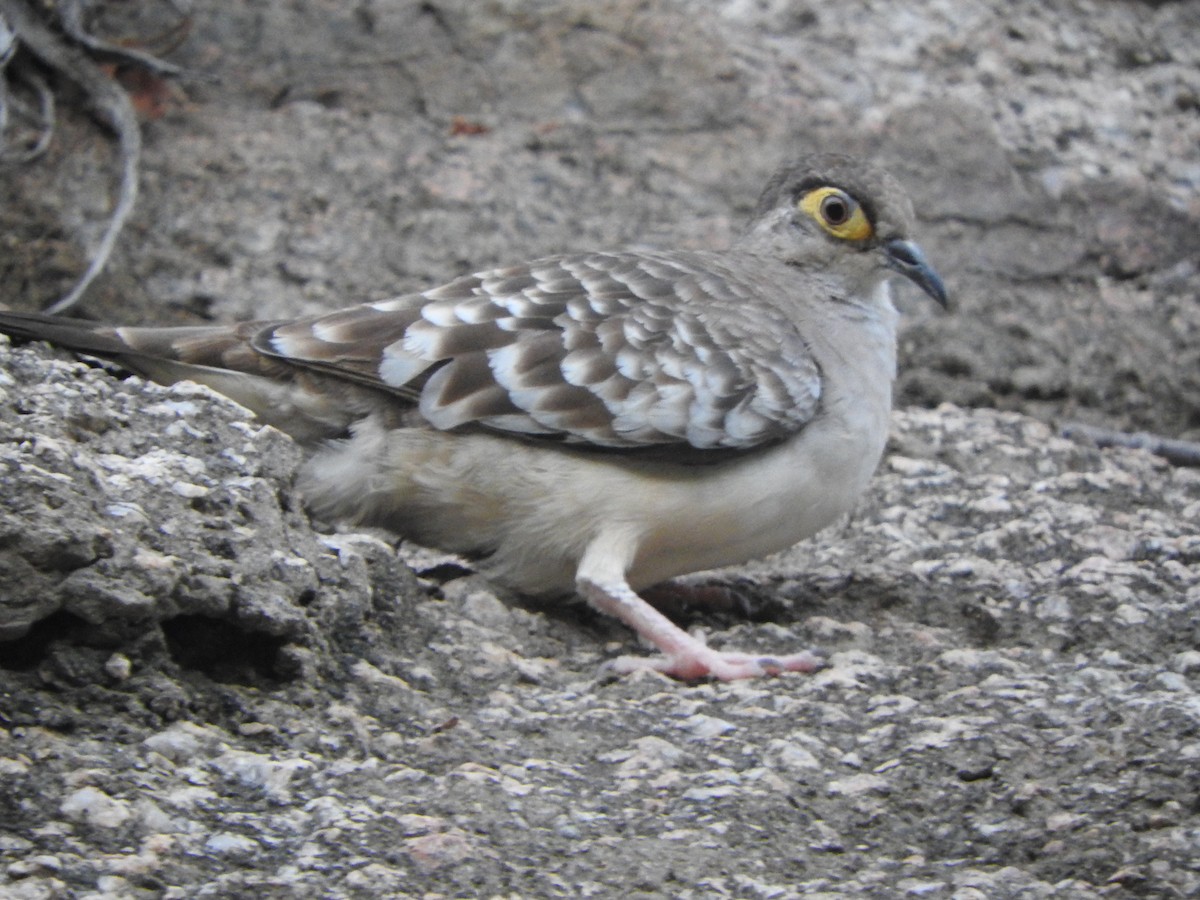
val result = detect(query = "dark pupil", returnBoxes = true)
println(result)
[822,195,849,225]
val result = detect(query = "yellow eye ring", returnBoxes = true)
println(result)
[799,187,874,242]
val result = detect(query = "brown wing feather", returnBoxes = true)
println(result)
[258,250,823,451]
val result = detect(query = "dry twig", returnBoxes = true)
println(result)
[1061,422,1200,468]
[0,0,190,315]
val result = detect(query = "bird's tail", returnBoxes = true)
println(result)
[0,310,361,440]
[0,310,275,377]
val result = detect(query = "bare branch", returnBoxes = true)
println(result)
[57,0,190,79]
[0,66,54,163]
[1061,422,1200,468]
[1,0,144,314]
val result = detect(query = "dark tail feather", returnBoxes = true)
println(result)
[0,311,135,359]
[0,310,361,441]
[0,310,284,377]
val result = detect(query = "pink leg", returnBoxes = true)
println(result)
[578,575,821,681]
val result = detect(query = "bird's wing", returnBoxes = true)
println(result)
[258,251,823,452]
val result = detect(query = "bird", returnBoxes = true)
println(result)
[0,154,947,681]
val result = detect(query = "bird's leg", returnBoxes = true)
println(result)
[577,574,821,680]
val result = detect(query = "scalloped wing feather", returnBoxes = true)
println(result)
[259,251,823,451]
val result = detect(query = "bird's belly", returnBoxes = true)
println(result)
[625,411,887,588]
[299,407,888,597]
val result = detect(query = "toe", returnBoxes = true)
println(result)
[607,647,823,681]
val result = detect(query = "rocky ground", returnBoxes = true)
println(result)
[1,0,1198,897]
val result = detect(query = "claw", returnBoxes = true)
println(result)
[610,647,823,682]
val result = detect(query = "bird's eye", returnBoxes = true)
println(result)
[820,195,850,225]
[799,186,874,242]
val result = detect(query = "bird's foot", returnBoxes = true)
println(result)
[578,568,821,682]
[609,645,822,681]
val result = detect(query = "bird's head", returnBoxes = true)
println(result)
[739,154,948,308]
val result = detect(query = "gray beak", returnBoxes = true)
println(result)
[884,239,948,308]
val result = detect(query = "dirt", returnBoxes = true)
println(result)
[1,1,1198,897]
